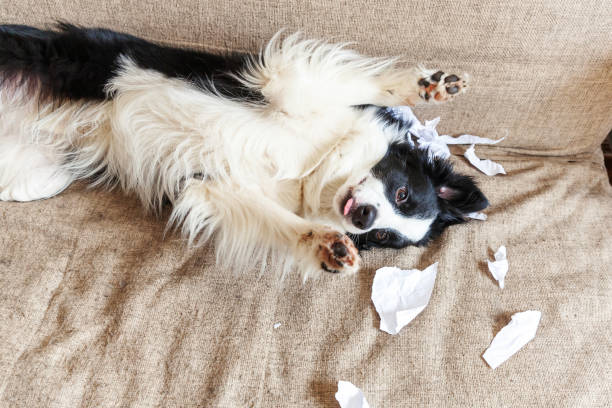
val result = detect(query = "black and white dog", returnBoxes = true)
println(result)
[0,24,488,276]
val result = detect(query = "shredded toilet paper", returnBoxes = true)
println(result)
[371,263,438,335]
[467,212,488,220]
[387,106,504,160]
[487,245,508,289]
[482,310,542,369]
[464,145,506,176]
[335,381,370,408]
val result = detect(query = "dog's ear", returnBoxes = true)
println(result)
[435,175,489,214]
[424,155,489,219]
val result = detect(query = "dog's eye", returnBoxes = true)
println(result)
[395,187,408,203]
[375,230,389,241]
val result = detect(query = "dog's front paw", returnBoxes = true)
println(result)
[300,229,361,275]
[417,69,468,103]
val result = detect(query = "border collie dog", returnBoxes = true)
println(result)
[0,24,488,277]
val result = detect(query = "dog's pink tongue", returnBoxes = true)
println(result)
[343,198,354,216]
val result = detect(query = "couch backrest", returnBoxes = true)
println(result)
[2,0,611,156]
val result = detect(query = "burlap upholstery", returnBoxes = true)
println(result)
[1,1,611,407]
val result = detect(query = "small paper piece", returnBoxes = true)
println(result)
[335,381,370,408]
[273,322,281,329]
[371,263,438,335]
[482,310,542,369]
[464,145,506,176]
[467,212,487,220]
[487,245,508,289]
[438,134,505,146]
[387,106,503,160]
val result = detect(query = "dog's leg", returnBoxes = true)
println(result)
[0,100,74,202]
[0,142,73,202]
[376,67,469,106]
[243,34,469,112]
[170,180,361,276]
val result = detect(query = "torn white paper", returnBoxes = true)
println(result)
[467,212,488,220]
[335,381,370,408]
[438,134,505,146]
[371,263,438,335]
[487,245,508,289]
[482,310,541,369]
[415,117,453,159]
[464,145,506,176]
[387,106,503,160]
[273,322,281,329]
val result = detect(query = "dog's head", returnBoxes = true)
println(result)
[333,141,488,250]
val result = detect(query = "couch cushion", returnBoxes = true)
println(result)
[1,154,610,407]
[1,0,611,155]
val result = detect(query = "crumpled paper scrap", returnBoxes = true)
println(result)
[335,381,370,408]
[487,245,508,289]
[371,263,438,335]
[482,310,542,369]
[387,106,503,160]
[467,212,487,220]
[464,145,506,176]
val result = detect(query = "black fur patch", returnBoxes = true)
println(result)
[0,23,262,102]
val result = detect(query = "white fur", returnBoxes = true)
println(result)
[336,175,434,240]
[0,142,72,201]
[0,86,74,201]
[0,33,442,277]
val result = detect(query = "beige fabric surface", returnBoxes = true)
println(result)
[1,0,612,156]
[1,154,611,407]
[1,1,612,407]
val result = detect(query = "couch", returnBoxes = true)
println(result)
[1,1,611,406]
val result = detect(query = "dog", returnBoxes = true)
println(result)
[0,24,488,277]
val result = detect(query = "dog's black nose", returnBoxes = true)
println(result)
[351,205,377,230]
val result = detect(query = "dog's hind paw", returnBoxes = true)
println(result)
[417,69,469,103]
[0,165,73,202]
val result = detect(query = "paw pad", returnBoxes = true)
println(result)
[316,231,360,274]
[418,70,467,102]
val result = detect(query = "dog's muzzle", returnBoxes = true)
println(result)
[351,204,377,230]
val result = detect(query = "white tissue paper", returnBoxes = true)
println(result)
[487,245,508,289]
[464,145,506,176]
[438,134,505,146]
[482,310,542,369]
[371,263,438,335]
[467,212,488,220]
[387,106,504,160]
[335,381,370,408]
